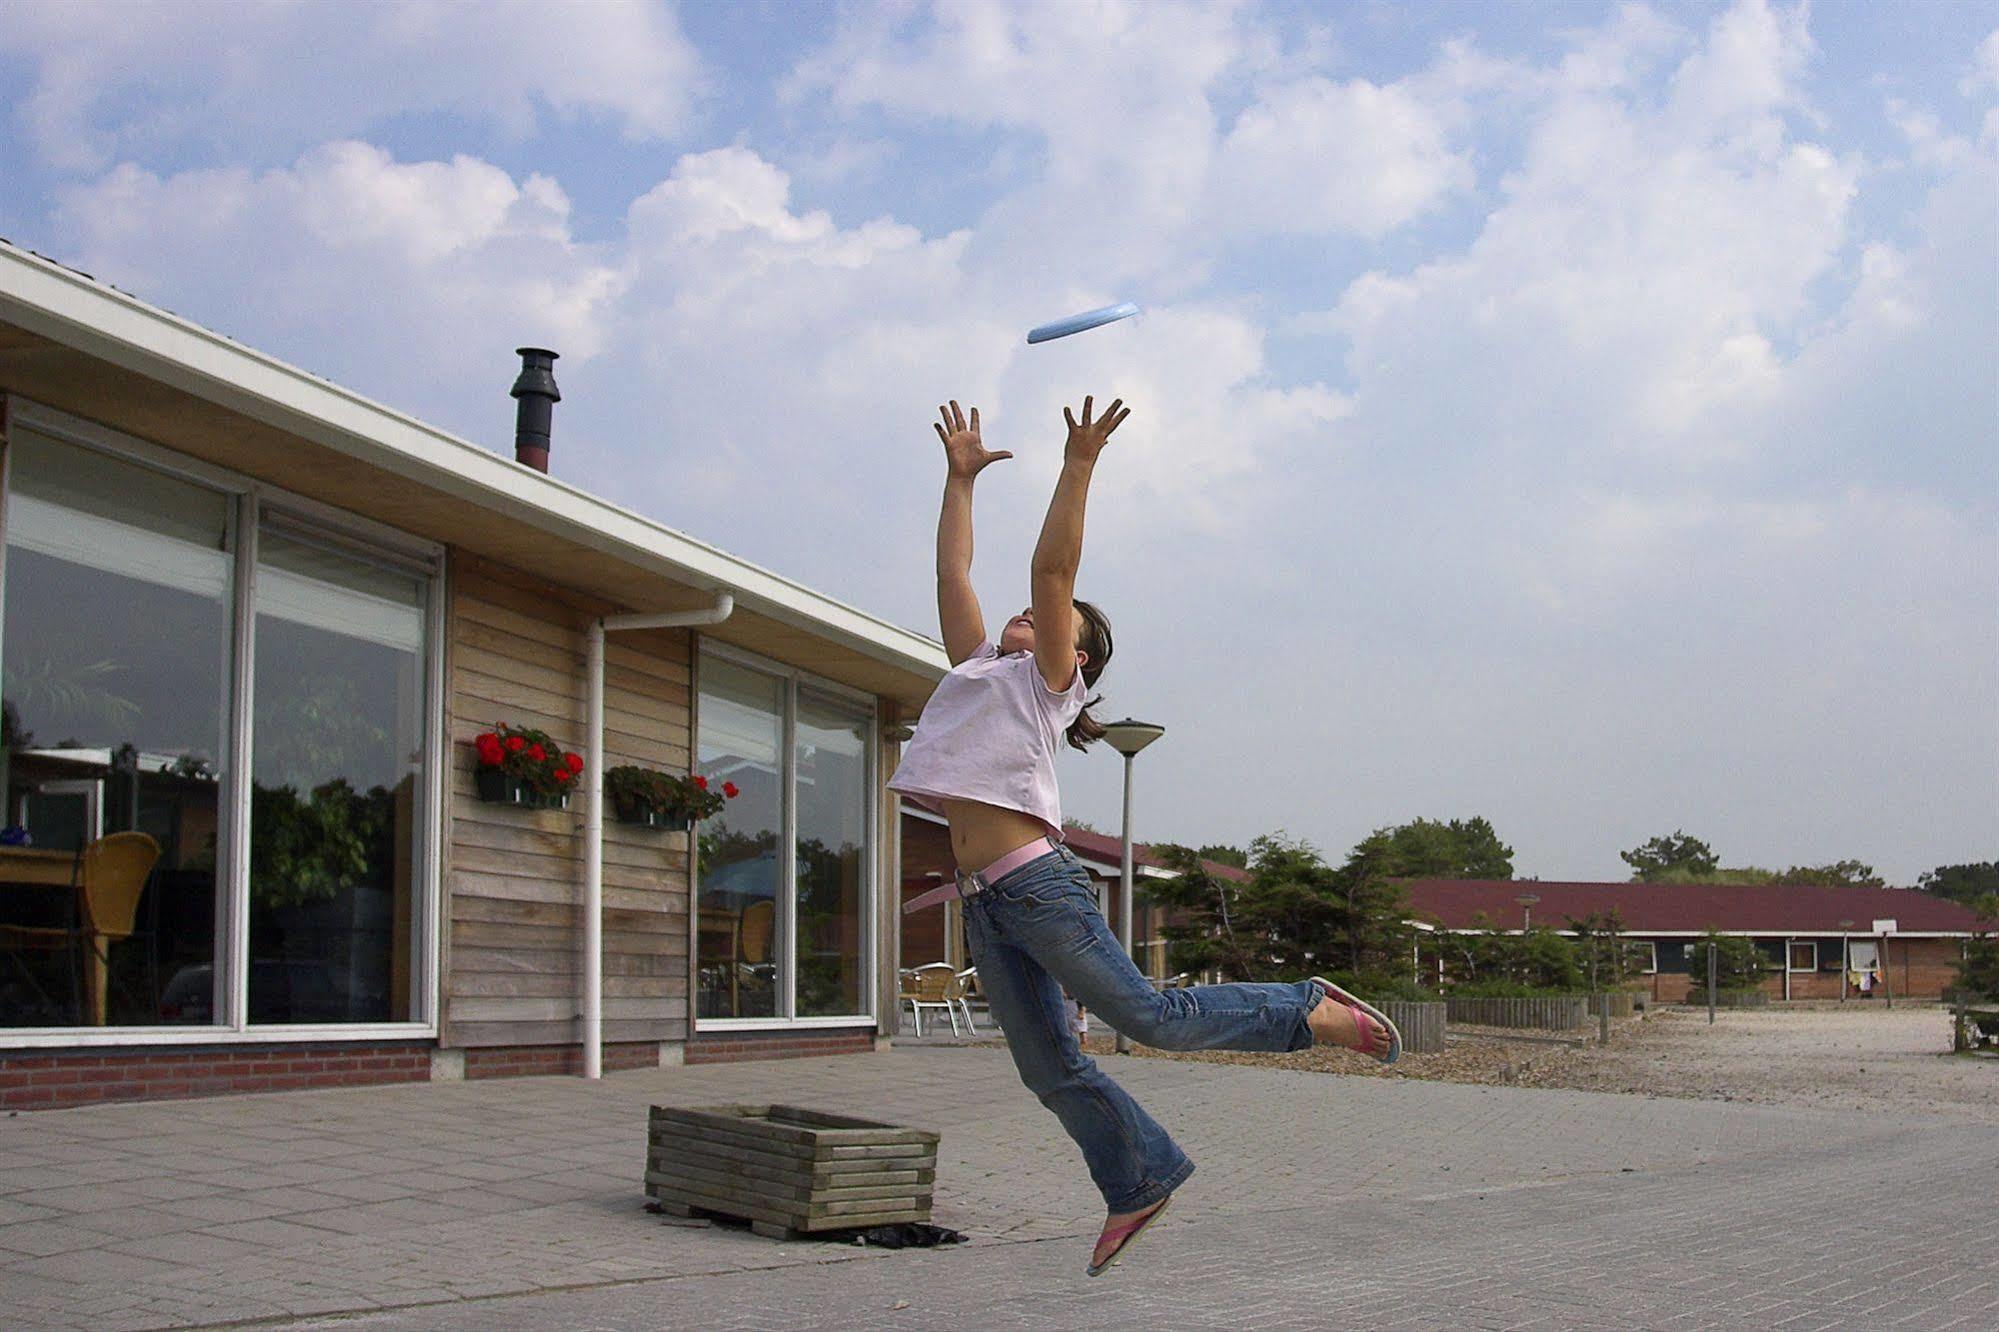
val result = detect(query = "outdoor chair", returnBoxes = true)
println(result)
[900,962,964,1037]
[735,900,776,1011]
[953,966,980,1033]
[0,832,160,1026]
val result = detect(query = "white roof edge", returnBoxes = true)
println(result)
[0,241,948,683]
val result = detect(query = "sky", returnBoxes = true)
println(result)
[1,0,1993,886]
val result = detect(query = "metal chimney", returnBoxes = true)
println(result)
[510,347,560,473]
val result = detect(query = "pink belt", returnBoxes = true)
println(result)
[902,837,1056,914]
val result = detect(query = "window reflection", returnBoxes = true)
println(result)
[0,431,228,1028]
[695,658,782,1019]
[795,692,869,1018]
[247,532,424,1024]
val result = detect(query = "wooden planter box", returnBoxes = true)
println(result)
[645,1104,939,1240]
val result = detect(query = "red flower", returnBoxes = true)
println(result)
[692,775,708,790]
[474,735,504,766]
[722,781,739,799]
[556,768,574,782]
[565,752,584,774]
[505,735,526,753]
[526,744,546,762]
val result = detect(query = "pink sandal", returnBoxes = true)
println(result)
[1309,976,1403,1065]
[1086,1194,1172,1277]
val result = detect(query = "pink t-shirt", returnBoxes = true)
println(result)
[887,639,1089,841]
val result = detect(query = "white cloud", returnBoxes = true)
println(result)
[54,141,622,398]
[1319,0,1857,473]
[5,0,705,172]
[1209,75,1473,238]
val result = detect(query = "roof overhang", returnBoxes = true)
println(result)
[0,241,949,711]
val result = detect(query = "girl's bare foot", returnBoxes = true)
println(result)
[1307,989,1382,1051]
[1093,1197,1168,1269]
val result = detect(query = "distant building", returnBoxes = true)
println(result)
[1399,879,1988,1002]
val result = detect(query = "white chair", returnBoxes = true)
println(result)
[900,963,963,1037]
[953,967,980,1034]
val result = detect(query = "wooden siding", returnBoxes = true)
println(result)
[443,552,694,1049]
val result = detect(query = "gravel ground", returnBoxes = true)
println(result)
[1080,1002,1999,1123]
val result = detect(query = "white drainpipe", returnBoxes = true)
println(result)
[584,593,734,1079]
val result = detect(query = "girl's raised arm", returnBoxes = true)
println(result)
[1029,395,1128,692]
[934,401,1011,665]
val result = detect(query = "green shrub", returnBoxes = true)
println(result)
[1448,978,1582,998]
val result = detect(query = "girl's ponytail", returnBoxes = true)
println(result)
[1064,599,1114,752]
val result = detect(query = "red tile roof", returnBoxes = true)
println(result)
[1059,826,1250,882]
[1397,879,1991,934]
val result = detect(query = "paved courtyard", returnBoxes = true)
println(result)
[2,1042,1994,1330]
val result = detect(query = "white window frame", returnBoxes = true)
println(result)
[1634,941,1658,974]
[1786,941,1818,974]
[0,400,445,1048]
[694,639,878,1032]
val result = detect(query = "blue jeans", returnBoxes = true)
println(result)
[963,844,1324,1212]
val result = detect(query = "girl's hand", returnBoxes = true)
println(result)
[935,400,1012,479]
[1063,395,1129,464]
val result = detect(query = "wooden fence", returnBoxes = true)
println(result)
[1379,1001,1445,1054]
[1587,992,1637,1018]
[1445,996,1589,1031]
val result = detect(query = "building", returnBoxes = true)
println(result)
[1398,878,1989,1002]
[0,239,952,1109]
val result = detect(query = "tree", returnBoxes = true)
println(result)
[1428,915,1583,993]
[1194,843,1248,869]
[1621,831,1719,882]
[1565,910,1640,990]
[1143,832,1417,993]
[1919,863,1999,906]
[1774,860,1885,889]
[1685,929,1765,998]
[1356,815,1514,880]
[1641,864,1776,885]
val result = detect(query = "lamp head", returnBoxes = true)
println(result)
[1101,718,1165,757]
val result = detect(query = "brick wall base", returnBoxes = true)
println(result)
[0,1042,431,1112]
[685,1027,876,1065]
[462,1041,660,1079]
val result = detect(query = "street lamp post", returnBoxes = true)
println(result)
[1514,893,1540,934]
[1102,718,1165,1056]
[1838,919,1854,1005]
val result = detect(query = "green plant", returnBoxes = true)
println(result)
[250,777,397,908]
[1953,935,1999,999]
[1683,929,1766,997]
[1566,910,1639,989]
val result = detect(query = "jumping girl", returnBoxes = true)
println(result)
[889,397,1404,1276]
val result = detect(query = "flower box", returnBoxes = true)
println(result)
[472,723,582,811]
[475,768,569,810]
[606,764,736,831]
[613,799,694,831]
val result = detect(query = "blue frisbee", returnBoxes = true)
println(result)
[1027,301,1141,345]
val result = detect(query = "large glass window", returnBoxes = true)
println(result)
[696,650,873,1023]
[0,430,231,1028]
[249,530,427,1023]
[0,419,437,1036]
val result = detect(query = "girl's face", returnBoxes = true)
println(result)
[998,606,1085,667]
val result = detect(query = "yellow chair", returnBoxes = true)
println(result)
[0,831,160,1026]
[734,900,776,1012]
